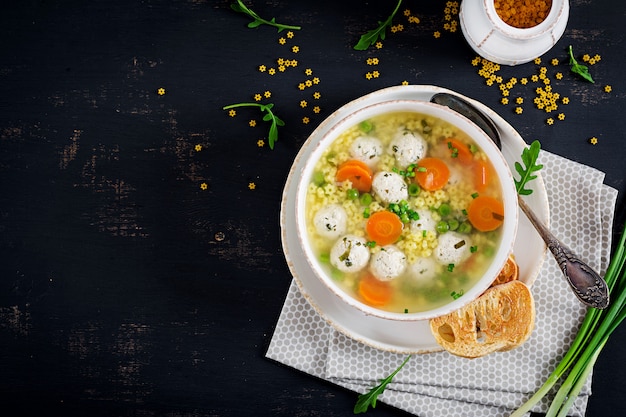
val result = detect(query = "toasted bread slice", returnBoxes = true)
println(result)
[429,280,535,358]
[490,254,519,287]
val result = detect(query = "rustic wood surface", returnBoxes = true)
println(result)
[1,1,624,416]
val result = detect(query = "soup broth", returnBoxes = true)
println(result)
[305,111,506,313]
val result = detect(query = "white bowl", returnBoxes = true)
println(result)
[460,0,569,66]
[294,99,519,322]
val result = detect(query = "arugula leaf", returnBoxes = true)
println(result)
[230,0,301,32]
[222,102,285,149]
[353,355,411,414]
[568,45,595,83]
[354,0,403,50]
[514,140,543,196]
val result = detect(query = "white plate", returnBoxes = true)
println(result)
[280,85,549,354]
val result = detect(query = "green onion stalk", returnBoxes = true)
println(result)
[510,223,626,417]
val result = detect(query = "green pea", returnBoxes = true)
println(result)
[438,203,451,217]
[436,221,450,234]
[448,218,460,231]
[359,192,373,206]
[312,171,325,186]
[359,120,373,133]
[458,221,472,234]
[347,188,359,200]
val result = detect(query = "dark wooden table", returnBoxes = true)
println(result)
[1,1,624,416]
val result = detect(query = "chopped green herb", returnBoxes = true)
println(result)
[451,289,464,299]
[353,0,403,50]
[447,263,455,272]
[222,102,285,149]
[404,308,409,314]
[354,355,411,413]
[514,139,543,195]
[230,0,301,32]
[511,223,626,417]
[471,192,479,199]
[568,45,594,83]
[470,245,478,253]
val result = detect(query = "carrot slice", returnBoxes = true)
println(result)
[467,195,505,232]
[473,159,491,193]
[415,157,450,191]
[366,210,404,246]
[358,273,393,306]
[447,138,474,164]
[335,159,373,192]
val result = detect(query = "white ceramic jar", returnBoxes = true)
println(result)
[459,0,569,66]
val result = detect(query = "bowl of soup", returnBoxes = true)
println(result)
[294,99,518,321]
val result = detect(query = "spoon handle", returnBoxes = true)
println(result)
[518,196,610,309]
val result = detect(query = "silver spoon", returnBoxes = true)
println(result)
[431,92,610,309]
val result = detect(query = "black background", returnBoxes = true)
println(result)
[1,1,625,416]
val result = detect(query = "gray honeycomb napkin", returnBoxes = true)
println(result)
[266,150,618,417]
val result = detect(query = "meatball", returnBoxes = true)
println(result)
[330,235,370,273]
[389,129,428,168]
[434,231,472,265]
[349,135,383,167]
[313,204,348,239]
[369,245,407,281]
[371,171,408,204]
[408,257,439,282]
[409,208,437,235]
